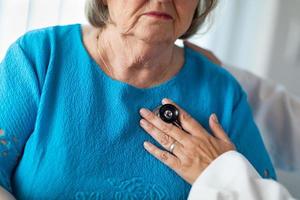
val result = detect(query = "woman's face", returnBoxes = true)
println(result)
[105,0,198,43]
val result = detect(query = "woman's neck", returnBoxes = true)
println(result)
[97,26,184,88]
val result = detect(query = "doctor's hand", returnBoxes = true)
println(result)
[139,98,235,185]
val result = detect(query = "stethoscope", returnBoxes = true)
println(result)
[153,104,183,130]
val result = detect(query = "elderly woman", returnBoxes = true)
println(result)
[0,0,275,199]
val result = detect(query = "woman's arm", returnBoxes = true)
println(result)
[0,40,40,196]
[188,151,296,200]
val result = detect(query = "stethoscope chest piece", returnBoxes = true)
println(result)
[153,104,182,129]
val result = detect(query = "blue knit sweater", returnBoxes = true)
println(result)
[0,24,275,199]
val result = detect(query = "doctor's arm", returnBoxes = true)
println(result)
[188,151,296,200]
[0,187,15,200]
[185,41,300,170]
[224,65,300,170]
[140,98,296,200]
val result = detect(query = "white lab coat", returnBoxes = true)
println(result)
[1,67,299,199]
[187,151,297,200]
[225,66,300,170]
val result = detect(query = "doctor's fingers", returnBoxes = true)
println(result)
[185,114,235,159]
[139,108,193,147]
[143,141,182,171]
[161,98,211,139]
[140,118,187,160]
[209,114,234,145]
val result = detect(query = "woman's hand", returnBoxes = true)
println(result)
[139,98,235,185]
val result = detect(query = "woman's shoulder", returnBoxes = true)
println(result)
[6,23,83,74]
[16,23,80,51]
[1,24,82,89]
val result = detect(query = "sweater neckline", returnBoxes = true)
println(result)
[76,23,190,91]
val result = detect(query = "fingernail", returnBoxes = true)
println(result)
[212,113,219,123]
[144,141,151,149]
[140,108,150,116]
[140,119,147,126]
[162,98,171,104]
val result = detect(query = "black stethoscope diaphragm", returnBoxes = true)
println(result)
[153,104,182,129]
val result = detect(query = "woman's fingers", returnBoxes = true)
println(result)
[140,119,185,159]
[143,141,181,172]
[139,108,191,147]
[161,98,209,139]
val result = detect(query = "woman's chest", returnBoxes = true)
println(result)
[12,74,233,199]
[13,95,193,199]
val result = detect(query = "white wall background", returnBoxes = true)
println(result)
[191,0,300,96]
[0,0,86,60]
[0,0,300,198]
[190,0,279,77]
[267,0,300,97]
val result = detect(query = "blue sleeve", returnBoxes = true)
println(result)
[229,89,277,179]
[0,41,40,192]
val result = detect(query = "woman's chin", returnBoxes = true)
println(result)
[134,30,175,44]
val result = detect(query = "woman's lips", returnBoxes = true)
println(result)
[143,12,173,20]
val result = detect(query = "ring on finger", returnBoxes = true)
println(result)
[169,141,177,154]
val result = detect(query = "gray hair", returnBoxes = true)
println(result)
[85,0,217,39]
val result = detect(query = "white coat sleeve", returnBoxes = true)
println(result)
[187,151,297,200]
[224,66,300,170]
